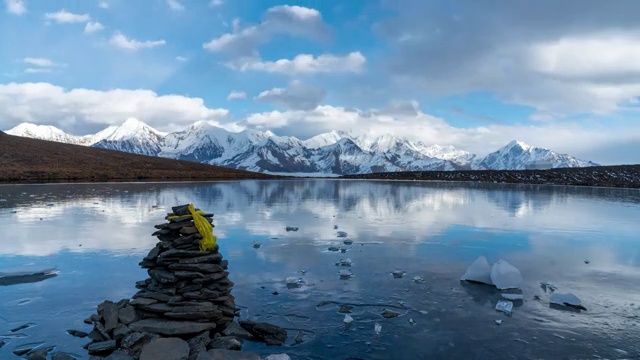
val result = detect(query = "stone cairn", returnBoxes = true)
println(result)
[80,204,288,360]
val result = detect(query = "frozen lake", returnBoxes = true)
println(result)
[1,180,639,359]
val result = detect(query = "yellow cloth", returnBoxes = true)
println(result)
[166,204,217,252]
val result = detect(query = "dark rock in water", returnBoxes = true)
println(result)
[102,301,120,332]
[87,340,116,354]
[51,352,77,360]
[67,329,89,338]
[208,336,242,350]
[14,346,36,356]
[343,239,353,245]
[104,350,135,360]
[222,322,254,340]
[145,245,162,261]
[10,323,31,332]
[130,297,158,306]
[149,269,178,284]
[118,305,138,325]
[139,337,189,360]
[238,321,287,346]
[328,246,339,252]
[26,347,53,360]
[336,231,348,238]
[381,309,400,318]
[338,305,353,313]
[168,263,224,274]
[129,319,217,336]
[178,253,222,265]
[172,205,192,216]
[285,226,299,232]
[0,339,6,349]
[88,329,107,342]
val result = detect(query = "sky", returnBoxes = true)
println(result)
[1,0,639,164]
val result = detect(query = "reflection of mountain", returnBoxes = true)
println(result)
[0,180,638,256]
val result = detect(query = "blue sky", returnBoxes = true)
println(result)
[1,0,640,164]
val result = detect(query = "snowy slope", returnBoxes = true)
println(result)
[4,121,599,174]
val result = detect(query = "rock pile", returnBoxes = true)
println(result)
[80,204,288,360]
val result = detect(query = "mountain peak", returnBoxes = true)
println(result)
[106,118,165,141]
[505,140,531,151]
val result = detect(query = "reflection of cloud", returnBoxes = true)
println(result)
[0,181,638,256]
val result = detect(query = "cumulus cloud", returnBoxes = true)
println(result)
[166,0,184,11]
[254,81,326,110]
[5,0,25,15]
[203,5,329,55]
[23,57,57,67]
[110,32,166,50]
[376,0,640,117]
[45,9,91,24]
[84,21,104,34]
[0,82,229,132]
[226,91,247,100]
[227,52,366,75]
[175,56,187,62]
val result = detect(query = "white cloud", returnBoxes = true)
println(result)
[166,0,184,11]
[210,0,223,7]
[175,56,187,62]
[109,32,166,50]
[24,68,52,74]
[98,1,109,9]
[5,0,25,15]
[228,52,366,74]
[23,57,57,67]
[0,82,230,131]
[45,9,91,24]
[254,81,326,110]
[84,21,104,34]
[203,5,329,55]
[226,91,247,100]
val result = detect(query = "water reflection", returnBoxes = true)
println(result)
[0,180,639,359]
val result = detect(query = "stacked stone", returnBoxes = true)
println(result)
[133,204,237,330]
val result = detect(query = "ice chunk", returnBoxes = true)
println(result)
[460,256,493,285]
[392,270,404,279]
[339,270,352,279]
[495,319,503,325]
[374,323,382,335]
[413,276,425,283]
[550,293,586,310]
[338,258,352,267]
[343,314,353,324]
[501,288,524,300]
[265,355,291,360]
[285,277,302,288]
[495,300,513,315]
[490,260,523,290]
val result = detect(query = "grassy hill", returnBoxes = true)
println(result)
[0,131,277,183]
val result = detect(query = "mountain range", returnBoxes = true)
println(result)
[5,120,599,174]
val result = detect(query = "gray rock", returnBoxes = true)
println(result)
[147,282,177,295]
[222,322,254,340]
[120,332,148,349]
[51,352,77,360]
[285,226,299,232]
[160,249,212,258]
[173,235,200,247]
[196,350,260,360]
[87,340,116,354]
[183,289,221,300]
[180,226,199,235]
[168,263,224,273]
[0,339,6,349]
[129,318,217,335]
[174,271,205,279]
[165,310,222,320]
[148,269,178,284]
[169,304,217,313]
[102,301,120,332]
[119,305,138,325]
[26,347,52,360]
[168,221,194,230]
[104,351,135,360]
[94,322,112,340]
[130,297,158,306]
[67,329,88,338]
[113,323,132,341]
[187,331,212,359]
[140,337,189,360]
[238,321,287,346]
[172,205,192,216]
[88,329,107,342]
[177,284,203,294]
[192,272,229,284]
[208,336,242,350]
[135,291,173,302]
[117,299,130,308]
[145,245,162,261]
[136,302,174,314]
[265,355,291,360]
[178,253,222,264]
[381,309,400,318]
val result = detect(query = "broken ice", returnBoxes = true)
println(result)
[550,293,587,310]
[460,256,493,285]
[501,288,524,301]
[0,265,58,286]
[495,300,513,315]
[343,314,354,325]
[285,277,302,288]
[374,323,382,335]
[490,260,523,290]
[339,270,353,279]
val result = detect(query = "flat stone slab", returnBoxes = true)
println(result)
[196,349,261,360]
[168,263,224,273]
[140,337,189,360]
[239,321,287,346]
[129,318,216,336]
[87,340,116,354]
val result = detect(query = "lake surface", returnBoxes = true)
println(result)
[1,180,639,360]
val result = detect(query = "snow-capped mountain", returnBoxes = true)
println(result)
[477,140,599,170]
[4,121,600,174]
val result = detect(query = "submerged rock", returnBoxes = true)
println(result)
[339,269,352,279]
[550,293,587,311]
[460,256,493,285]
[238,321,287,346]
[285,226,299,232]
[140,337,189,360]
[490,260,523,290]
[196,349,260,360]
[381,309,400,318]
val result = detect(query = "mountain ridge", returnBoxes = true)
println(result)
[5,121,600,174]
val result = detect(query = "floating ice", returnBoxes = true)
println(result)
[408,318,416,325]
[501,288,524,301]
[285,277,302,288]
[0,265,57,278]
[460,256,493,285]
[343,314,354,324]
[339,270,352,279]
[495,300,513,315]
[392,270,404,279]
[338,258,352,267]
[495,319,503,325]
[490,260,523,290]
[550,293,587,310]
[374,323,382,335]
[413,276,425,283]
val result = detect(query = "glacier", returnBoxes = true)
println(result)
[5,121,599,175]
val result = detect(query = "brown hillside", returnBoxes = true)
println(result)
[0,131,277,183]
